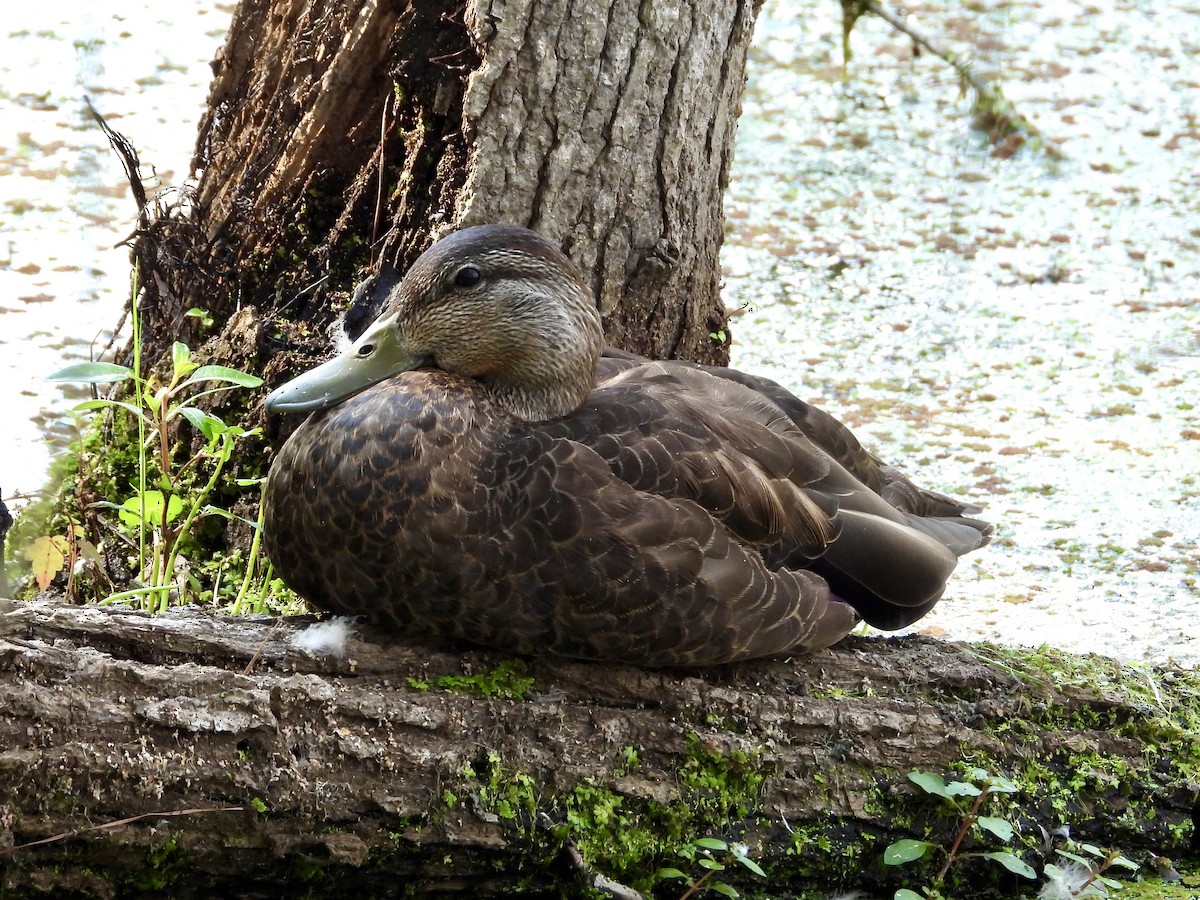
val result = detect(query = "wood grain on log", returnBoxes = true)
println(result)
[1,601,1195,897]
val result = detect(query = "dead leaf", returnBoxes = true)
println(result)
[25,535,70,590]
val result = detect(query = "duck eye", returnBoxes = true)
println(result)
[358,343,375,356]
[453,266,481,288]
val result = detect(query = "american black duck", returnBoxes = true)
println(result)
[263,224,991,666]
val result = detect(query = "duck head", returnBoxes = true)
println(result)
[264,224,605,421]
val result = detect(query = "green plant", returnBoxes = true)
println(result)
[1041,840,1138,898]
[656,836,765,899]
[884,768,1035,899]
[46,338,263,612]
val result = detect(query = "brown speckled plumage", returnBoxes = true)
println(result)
[263,225,991,666]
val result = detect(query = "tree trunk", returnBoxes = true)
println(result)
[1,601,1196,897]
[136,0,749,377]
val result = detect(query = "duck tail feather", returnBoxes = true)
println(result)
[903,514,994,556]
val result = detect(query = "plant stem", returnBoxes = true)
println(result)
[130,270,149,584]
[935,786,991,884]
[157,434,233,613]
[230,482,267,616]
[1071,853,1115,898]
[677,868,715,900]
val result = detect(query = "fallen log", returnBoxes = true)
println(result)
[0,600,1195,897]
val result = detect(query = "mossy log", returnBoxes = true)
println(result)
[1,601,1196,898]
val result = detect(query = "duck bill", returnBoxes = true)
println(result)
[264,318,426,414]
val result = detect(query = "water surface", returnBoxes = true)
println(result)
[727,0,1199,666]
[0,0,233,503]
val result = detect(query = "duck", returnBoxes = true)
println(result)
[262,224,991,667]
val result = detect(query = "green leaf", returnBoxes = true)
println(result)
[654,867,687,880]
[234,477,267,487]
[185,306,214,327]
[895,891,925,900]
[171,341,198,380]
[1079,842,1104,857]
[1109,855,1139,871]
[118,491,184,527]
[883,839,932,865]
[986,775,1019,794]
[981,851,1036,879]
[46,361,133,384]
[1057,849,1090,865]
[975,815,1014,842]
[696,858,725,871]
[943,780,982,797]
[734,856,766,878]
[711,883,738,899]
[180,364,264,390]
[175,405,225,440]
[72,398,150,422]
[199,506,258,529]
[908,771,951,799]
[694,837,728,851]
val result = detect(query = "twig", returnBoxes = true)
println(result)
[370,94,391,263]
[859,0,1057,154]
[863,0,989,98]
[562,845,647,900]
[243,616,285,675]
[537,813,645,900]
[84,98,147,212]
[0,805,243,857]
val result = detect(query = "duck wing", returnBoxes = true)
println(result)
[668,358,994,553]
[565,356,990,629]
[506,431,861,664]
[600,349,992,550]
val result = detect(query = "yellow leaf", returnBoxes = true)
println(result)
[25,535,70,590]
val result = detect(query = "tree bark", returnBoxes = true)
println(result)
[1,601,1195,897]
[136,0,749,376]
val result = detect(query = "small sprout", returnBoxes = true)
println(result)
[186,306,215,328]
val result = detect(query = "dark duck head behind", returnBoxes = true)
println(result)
[263,224,992,666]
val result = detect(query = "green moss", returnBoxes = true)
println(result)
[131,834,191,893]
[1119,881,1200,899]
[453,736,775,893]
[288,854,326,883]
[405,659,535,699]
[761,645,1200,896]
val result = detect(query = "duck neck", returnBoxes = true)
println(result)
[489,361,595,421]
[486,296,603,422]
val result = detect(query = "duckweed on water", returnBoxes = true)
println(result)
[727,0,1200,666]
